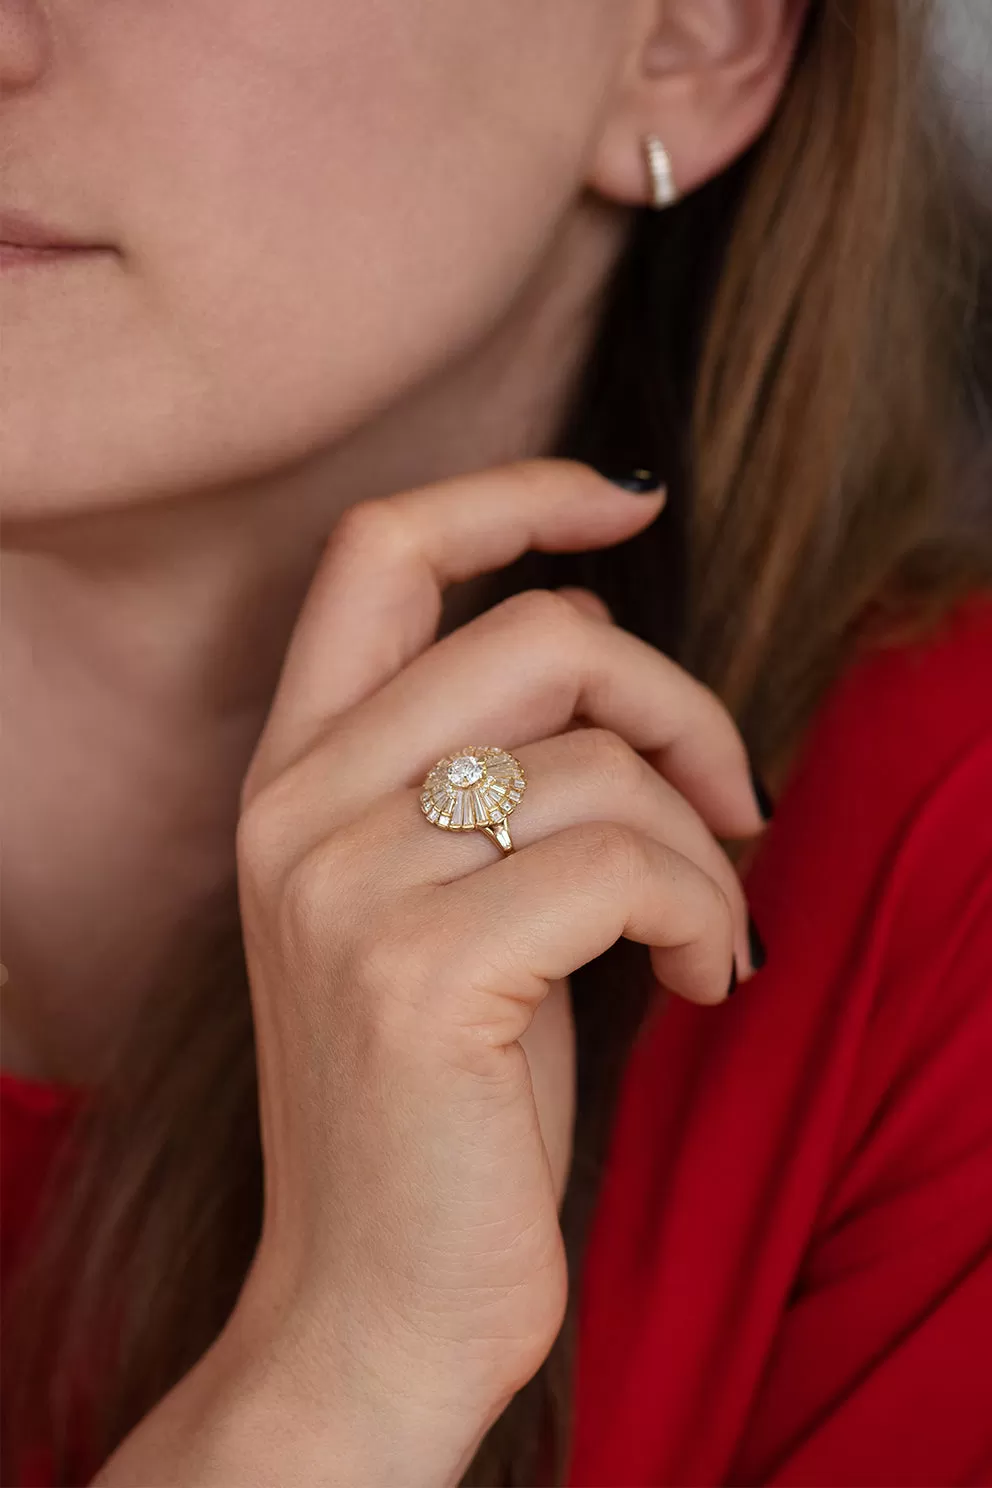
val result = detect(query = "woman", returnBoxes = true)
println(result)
[2,0,991,1483]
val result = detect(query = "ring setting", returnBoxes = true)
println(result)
[420,746,527,855]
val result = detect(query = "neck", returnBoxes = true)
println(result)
[1,196,632,1084]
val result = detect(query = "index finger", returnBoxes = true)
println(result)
[246,459,664,795]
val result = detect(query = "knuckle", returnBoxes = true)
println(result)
[567,727,643,794]
[331,497,414,565]
[576,819,644,886]
[556,587,615,625]
[277,835,355,951]
[236,778,296,884]
[496,586,584,645]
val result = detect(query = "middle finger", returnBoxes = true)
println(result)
[269,587,764,852]
[315,726,757,982]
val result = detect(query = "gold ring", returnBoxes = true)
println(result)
[419,746,527,856]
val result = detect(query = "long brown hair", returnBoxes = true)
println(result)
[5,2,991,1483]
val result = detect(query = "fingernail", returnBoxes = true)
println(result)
[726,961,739,998]
[748,914,767,974]
[749,759,776,823]
[601,468,665,494]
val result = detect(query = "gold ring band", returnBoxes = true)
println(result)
[419,746,527,857]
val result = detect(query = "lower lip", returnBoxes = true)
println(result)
[0,243,112,270]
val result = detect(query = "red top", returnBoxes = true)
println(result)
[4,594,992,1486]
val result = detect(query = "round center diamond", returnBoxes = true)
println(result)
[447,754,485,789]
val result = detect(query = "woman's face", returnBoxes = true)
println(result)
[2,1,633,517]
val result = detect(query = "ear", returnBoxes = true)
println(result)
[587,0,809,207]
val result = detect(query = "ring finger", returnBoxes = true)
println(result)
[262,587,764,871]
[330,726,756,984]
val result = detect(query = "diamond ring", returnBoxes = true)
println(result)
[419,746,527,856]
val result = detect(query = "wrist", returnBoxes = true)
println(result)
[201,1296,498,1488]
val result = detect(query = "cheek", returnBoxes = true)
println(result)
[2,0,613,514]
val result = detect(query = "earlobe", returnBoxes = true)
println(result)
[586,0,807,210]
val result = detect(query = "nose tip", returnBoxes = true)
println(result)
[0,0,51,94]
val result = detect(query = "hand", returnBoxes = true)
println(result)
[223,459,766,1478]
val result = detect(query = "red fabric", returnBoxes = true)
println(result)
[1,1075,83,1295]
[3,594,992,1486]
[1,1072,90,1486]
[568,593,992,1486]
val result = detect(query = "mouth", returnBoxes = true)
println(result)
[0,208,117,270]
[0,243,112,269]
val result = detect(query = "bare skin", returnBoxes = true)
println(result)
[1,0,802,1084]
[90,459,768,1487]
[2,0,804,1479]
[0,195,630,1085]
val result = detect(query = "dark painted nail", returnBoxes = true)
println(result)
[726,961,739,998]
[748,914,768,974]
[601,468,665,494]
[749,760,776,823]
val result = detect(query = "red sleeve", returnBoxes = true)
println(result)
[2,1072,88,1487]
[1,1072,84,1294]
[737,731,992,1486]
[567,595,992,1488]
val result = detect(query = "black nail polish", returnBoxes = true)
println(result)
[601,468,664,494]
[726,961,739,998]
[748,914,768,974]
[749,759,776,823]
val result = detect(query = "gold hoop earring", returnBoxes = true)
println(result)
[644,135,678,209]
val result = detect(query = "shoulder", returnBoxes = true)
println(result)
[749,591,992,949]
[783,590,992,840]
[743,590,992,1181]
[742,590,992,1136]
